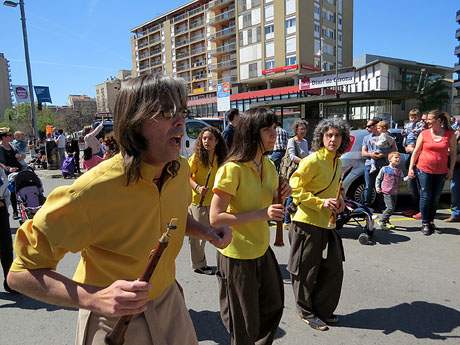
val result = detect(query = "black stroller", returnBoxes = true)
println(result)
[15,169,46,225]
[336,199,376,245]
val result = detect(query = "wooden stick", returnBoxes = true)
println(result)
[274,176,285,247]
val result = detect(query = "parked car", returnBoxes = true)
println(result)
[341,129,449,205]
[181,117,224,159]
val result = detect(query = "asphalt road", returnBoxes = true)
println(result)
[1,175,459,345]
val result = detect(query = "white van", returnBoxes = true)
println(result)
[181,118,224,159]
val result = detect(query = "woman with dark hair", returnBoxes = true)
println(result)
[284,120,310,227]
[210,107,291,345]
[408,110,457,235]
[82,147,103,171]
[287,118,350,331]
[188,126,227,275]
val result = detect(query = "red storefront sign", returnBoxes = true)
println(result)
[262,64,298,75]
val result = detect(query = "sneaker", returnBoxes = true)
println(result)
[386,222,396,229]
[301,316,329,331]
[369,166,377,174]
[413,212,422,219]
[430,223,441,234]
[378,221,390,231]
[402,209,417,217]
[194,266,214,275]
[320,314,339,324]
[12,212,20,220]
[421,223,433,236]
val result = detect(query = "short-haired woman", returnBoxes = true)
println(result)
[408,110,457,235]
[287,118,350,331]
[210,107,291,345]
[188,126,227,275]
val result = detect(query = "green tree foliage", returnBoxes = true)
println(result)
[402,75,450,112]
[1,102,56,138]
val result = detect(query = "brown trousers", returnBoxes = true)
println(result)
[287,221,344,319]
[75,282,198,345]
[216,248,284,345]
[188,204,209,269]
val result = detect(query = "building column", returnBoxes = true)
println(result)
[266,79,272,89]
[293,75,299,86]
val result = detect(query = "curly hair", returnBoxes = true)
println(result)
[193,126,227,167]
[292,120,309,136]
[311,118,351,154]
[103,134,120,160]
[113,74,187,185]
[227,107,276,163]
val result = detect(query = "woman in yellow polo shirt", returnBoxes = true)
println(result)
[287,118,350,331]
[210,107,291,345]
[188,126,227,275]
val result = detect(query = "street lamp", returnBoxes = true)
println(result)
[4,0,39,139]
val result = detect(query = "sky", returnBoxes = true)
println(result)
[1,0,459,106]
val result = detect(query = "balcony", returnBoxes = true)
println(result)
[148,24,161,34]
[176,25,188,34]
[189,5,204,17]
[214,75,238,84]
[139,63,150,71]
[210,42,236,57]
[209,9,235,26]
[457,10,460,23]
[211,59,237,71]
[210,26,236,41]
[456,28,460,39]
[150,48,161,56]
[209,0,233,11]
[139,53,149,60]
[151,59,162,67]
[176,51,190,60]
[176,39,189,47]
[174,13,188,23]
[150,36,161,44]
[178,74,191,82]
[454,79,460,89]
[192,73,207,81]
[177,64,190,72]
[138,41,149,49]
[456,45,460,56]
[454,63,460,73]
[191,46,206,56]
[190,33,205,42]
[191,60,206,69]
[189,19,205,29]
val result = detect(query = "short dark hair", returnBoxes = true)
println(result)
[226,108,239,122]
[58,129,64,134]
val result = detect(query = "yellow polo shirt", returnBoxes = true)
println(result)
[290,147,342,229]
[11,154,191,301]
[213,156,278,259]
[188,153,219,207]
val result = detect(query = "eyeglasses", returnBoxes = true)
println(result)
[160,108,191,119]
[5,133,12,137]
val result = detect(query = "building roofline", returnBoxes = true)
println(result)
[130,0,202,33]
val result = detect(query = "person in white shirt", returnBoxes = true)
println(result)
[82,119,105,158]
[57,129,66,168]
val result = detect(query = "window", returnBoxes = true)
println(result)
[338,47,342,62]
[249,62,258,78]
[338,32,342,46]
[265,24,274,40]
[314,57,320,69]
[286,54,296,65]
[322,28,327,37]
[314,22,320,38]
[265,59,274,70]
[286,35,296,53]
[285,17,296,34]
[314,39,321,55]
[264,4,274,21]
[338,16,342,29]
[328,29,334,39]
[285,0,295,15]
[242,13,252,29]
[265,41,274,57]
[314,5,320,20]
[376,76,380,89]
[368,79,371,90]
[329,13,335,23]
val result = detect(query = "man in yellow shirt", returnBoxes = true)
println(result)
[7,75,232,345]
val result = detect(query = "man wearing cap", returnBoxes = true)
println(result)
[7,75,232,344]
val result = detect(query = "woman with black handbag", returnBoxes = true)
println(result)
[283,120,309,228]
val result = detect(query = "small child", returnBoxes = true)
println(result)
[370,120,395,174]
[375,151,409,230]
[12,131,27,168]
[401,109,424,153]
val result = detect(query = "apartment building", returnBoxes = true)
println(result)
[130,0,353,115]
[95,70,132,115]
[454,9,460,114]
[0,53,13,121]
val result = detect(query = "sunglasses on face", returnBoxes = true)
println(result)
[160,108,191,119]
[366,124,374,128]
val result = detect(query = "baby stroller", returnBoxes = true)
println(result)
[62,155,76,178]
[15,169,46,225]
[29,146,47,170]
[336,199,377,245]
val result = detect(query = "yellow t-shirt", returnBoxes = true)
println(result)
[11,154,191,301]
[188,153,219,207]
[213,156,278,259]
[290,147,342,229]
